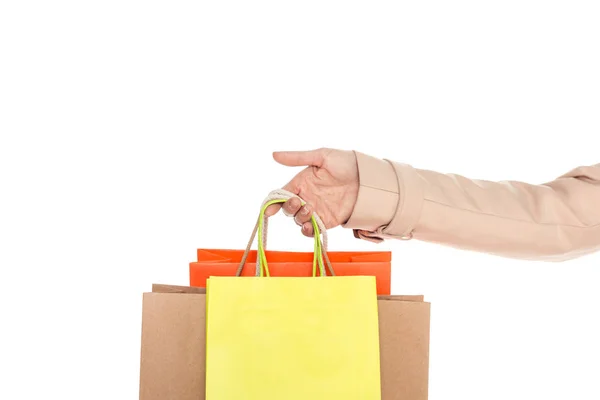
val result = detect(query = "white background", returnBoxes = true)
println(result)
[1,1,599,399]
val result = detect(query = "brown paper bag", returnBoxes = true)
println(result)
[139,284,430,400]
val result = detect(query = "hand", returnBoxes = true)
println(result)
[265,148,359,237]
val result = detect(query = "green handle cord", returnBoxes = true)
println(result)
[257,198,326,278]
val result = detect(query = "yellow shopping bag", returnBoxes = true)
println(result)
[205,198,382,400]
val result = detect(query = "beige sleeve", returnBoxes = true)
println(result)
[343,151,600,261]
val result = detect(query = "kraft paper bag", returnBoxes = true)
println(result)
[138,284,430,400]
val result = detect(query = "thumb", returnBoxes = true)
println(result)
[272,149,326,167]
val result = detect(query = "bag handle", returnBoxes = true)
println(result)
[235,189,335,277]
[258,188,329,252]
[258,199,325,277]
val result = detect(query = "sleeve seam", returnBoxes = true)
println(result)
[381,160,404,235]
[359,184,399,195]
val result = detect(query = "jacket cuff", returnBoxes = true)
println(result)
[343,151,399,231]
[343,152,425,242]
[380,161,424,239]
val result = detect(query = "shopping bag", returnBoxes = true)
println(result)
[191,248,392,295]
[189,190,392,295]
[138,284,430,400]
[204,197,382,399]
[139,285,207,400]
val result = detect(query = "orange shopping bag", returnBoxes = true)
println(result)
[189,191,392,295]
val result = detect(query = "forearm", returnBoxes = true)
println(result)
[343,152,600,261]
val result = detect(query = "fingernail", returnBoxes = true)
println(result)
[301,207,310,215]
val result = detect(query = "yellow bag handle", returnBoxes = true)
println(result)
[235,192,335,278]
[257,198,325,278]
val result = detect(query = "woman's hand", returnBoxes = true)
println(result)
[266,148,359,236]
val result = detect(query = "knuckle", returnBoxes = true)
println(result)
[288,198,300,210]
